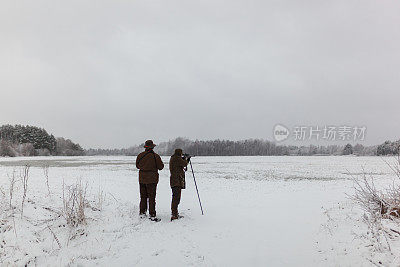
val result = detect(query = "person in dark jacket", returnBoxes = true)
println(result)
[169,148,190,221]
[136,140,164,221]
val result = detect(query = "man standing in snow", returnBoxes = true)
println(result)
[169,148,190,221]
[136,140,164,222]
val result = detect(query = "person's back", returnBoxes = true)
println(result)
[136,149,164,184]
[136,140,164,221]
[169,152,188,188]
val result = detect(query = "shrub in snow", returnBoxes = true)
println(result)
[351,157,400,256]
[352,160,400,218]
[63,181,88,227]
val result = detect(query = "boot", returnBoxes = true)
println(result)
[149,216,161,222]
[171,215,184,221]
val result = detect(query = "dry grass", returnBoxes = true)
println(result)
[350,156,400,255]
[62,180,88,227]
[0,165,109,266]
[352,157,400,219]
[96,188,106,211]
[43,165,50,195]
[20,165,30,217]
[8,169,16,210]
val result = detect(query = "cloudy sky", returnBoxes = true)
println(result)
[1,0,399,148]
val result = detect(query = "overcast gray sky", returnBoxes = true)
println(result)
[1,0,399,148]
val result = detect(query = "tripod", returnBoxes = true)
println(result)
[188,159,204,215]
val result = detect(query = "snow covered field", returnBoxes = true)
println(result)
[0,156,398,266]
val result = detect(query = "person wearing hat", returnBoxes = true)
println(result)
[169,148,191,221]
[136,140,164,222]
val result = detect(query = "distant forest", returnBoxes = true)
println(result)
[86,137,400,157]
[1,125,398,157]
[0,125,84,157]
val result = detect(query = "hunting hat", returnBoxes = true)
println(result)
[174,148,183,155]
[144,140,156,148]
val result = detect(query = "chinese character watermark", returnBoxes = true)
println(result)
[273,124,366,142]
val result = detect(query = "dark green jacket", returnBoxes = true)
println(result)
[169,153,188,188]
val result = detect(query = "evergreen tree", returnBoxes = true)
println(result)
[0,124,83,157]
[342,144,353,155]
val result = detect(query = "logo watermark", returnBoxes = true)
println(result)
[273,124,290,142]
[273,125,366,142]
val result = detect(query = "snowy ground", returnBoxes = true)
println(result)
[0,156,399,266]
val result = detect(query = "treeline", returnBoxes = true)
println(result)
[86,137,380,156]
[155,138,378,156]
[377,140,400,156]
[4,128,391,157]
[0,125,84,157]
